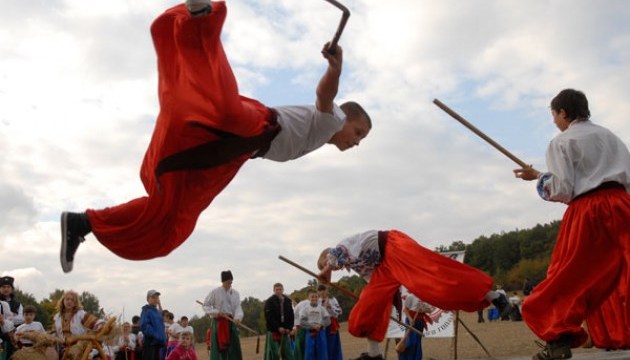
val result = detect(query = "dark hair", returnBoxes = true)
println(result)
[550,89,590,121]
[340,101,372,129]
[273,283,283,289]
[307,289,317,295]
[24,305,37,314]
[132,315,140,323]
[180,316,188,321]
[317,284,327,291]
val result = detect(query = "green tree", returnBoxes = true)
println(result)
[241,296,264,335]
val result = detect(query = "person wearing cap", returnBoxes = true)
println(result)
[202,271,243,360]
[140,290,166,360]
[0,275,23,359]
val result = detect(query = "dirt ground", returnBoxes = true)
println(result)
[194,311,612,359]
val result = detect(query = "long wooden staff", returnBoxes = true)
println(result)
[433,98,529,168]
[195,300,260,354]
[278,255,423,337]
[395,311,419,353]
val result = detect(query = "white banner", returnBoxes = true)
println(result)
[386,250,466,339]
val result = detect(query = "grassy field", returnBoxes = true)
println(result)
[193,310,607,359]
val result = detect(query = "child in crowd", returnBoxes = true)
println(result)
[166,331,197,360]
[299,289,330,360]
[317,285,342,360]
[14,305,45,348]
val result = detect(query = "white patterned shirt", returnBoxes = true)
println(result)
[203,287,243,321]
[537,120,630,203]
[327,230,382,280]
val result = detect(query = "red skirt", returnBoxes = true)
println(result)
[522,186,630,347]
[87,3,270,260]
[348,230,493,341]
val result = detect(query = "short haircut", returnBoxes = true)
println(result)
[180,316,188,321]
[550,89,590,121]
[340,101,372,129]
[317,248,331,270]
[180,331,193,339]
[307,289,317,296]
[24,305,37,314]
[317,284,327,291]
[273,283,283,289]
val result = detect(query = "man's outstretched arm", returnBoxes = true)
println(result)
[315,43,343,114]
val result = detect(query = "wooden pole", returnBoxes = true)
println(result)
[433,98,529,168]
[278,255,424,337]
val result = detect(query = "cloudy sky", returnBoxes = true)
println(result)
[2,0,629,321]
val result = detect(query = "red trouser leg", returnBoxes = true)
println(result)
[87,3,269,260]
[348,230,494,341]
[522,188,630,347]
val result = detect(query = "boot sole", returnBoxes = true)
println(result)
[60,212,73,273]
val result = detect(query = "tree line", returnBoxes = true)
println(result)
[10,220,560,343]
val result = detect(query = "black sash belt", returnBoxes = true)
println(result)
[155,109,281,179]
[574,181,624,201]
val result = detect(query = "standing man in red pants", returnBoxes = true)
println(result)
[60,0,371,273]
[514,89,630,360]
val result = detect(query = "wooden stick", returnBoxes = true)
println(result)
[195,300,260,354]
[433,98,529,168]
[195,300,258,335]
[457,317,493,358]
[278,255,423,337]
[395,310,419,353]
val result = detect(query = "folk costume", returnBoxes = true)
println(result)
[0,300,15,360]
[299,301,330,360]
[203,272,244,360]
[292,300,310,360]
[264,292,294,360]
[0,276,23,360]
[84,2,347,261]
[397,294,431,360]
[522,119,630,349]
[319,295,342,360]
[324,230,493,342]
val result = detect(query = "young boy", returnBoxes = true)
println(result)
[299,289,330,360]
[59,0,371,273]
[514,88,630,359]
[140,290,166,360]
[166,331,197,360]
[14,305,45,348]
[318,229,503,360]
[317,284,342,360]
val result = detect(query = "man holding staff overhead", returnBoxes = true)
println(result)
[59,0,371,273]
[514,89,630,360]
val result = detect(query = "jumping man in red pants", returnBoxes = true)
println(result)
[317,229,505,360]
[514,89,630,360]
[60,1,372,273]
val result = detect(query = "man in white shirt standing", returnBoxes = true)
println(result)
[203,271,244,360]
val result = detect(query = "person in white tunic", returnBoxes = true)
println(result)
[203,271,244,360]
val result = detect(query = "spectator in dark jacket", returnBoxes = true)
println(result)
[264,283,295,360]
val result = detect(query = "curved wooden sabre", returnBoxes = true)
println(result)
[323,0,350,54]
[433,98,529,168]
[278,255,423,337]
